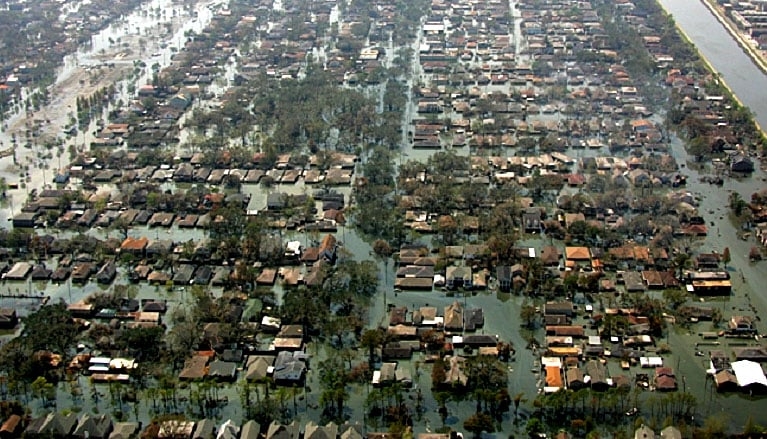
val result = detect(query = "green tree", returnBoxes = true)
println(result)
[360,329,383,369]
[31,376,55,407]
[520,302,538,328]
[663,288,689,310]
[464,412,495,438]
[318,356,349,422]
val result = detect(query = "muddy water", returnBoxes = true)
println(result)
[0,0,225,226]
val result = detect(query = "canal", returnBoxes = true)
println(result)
[657,0,767,130]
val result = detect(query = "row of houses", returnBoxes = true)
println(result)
[1,414,370,439]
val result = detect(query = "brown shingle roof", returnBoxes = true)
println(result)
[565,246,590,261]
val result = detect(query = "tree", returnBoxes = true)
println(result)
[729,192,747,216]
[431,358,447,389]
[513,392,526,417]
[116,326,166,362]
[31,376,55,407]
[463,412,495,438]
[663,288,689,310]
[526,417,545,437]
[672,253,691,279]
[318,356,349,423]
[743,415,766,436]
[360,329,383,369]
[520,302,538,328]
[372,240,393,259]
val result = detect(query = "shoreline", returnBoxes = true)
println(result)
[699,0,767,74]
[697,0,767,136]
[657,0,767,137]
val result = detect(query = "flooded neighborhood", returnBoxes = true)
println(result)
[0,0,766,437]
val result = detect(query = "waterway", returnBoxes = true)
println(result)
[658,0,767,130]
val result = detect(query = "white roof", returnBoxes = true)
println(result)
[286,241,301,254]
[639,357,663,367]
[89,356,111,364]
[732,360,767,388]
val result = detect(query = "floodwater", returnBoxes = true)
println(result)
[3,0,767,433]
[0,0,224,225]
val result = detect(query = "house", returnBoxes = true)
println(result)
[26,412,78,437]
[732,360,767,393]
[266,421,300,439]
[96,261,117,284]
[634,425,655,439]
[730,154,754,174]
[211,267,231,286]
[654,367,677,391]
[446,265,472,289]
[179,355,210,380]
[522,208,542,233]
[192,419,216,439]
[216,420,239,439]
[545,364,564,392]
[273,351,306,385]
[395,265,434,290]
[188,265,211,285]
[714,370,739,392]
[246,356,274,381]
[382,342,413,360]
[109,422,139,439]
[120,237,148,255]
[545,301,574,318]
[240,421,260,439]
[733,346,767,362]
[541,246,561,266]
[444,301,464,331]
[71,263,94,284]
[3,262,32,280]
[461,334,499,348]
[660,426,682,439]
[464,308,484,331]
[158,420,195,439]
[729,315,757,334]
[73,414,113,439]
[30,264,52,281]
[566,367,585,390]
[12,211,38,228]
[173,265,196,285]
[169,93,191,110]
[0,414,21,438]
[443,355,468,387]
[208,360,237,381]
[496,265,512,292]
[319,234,337,263]
[585,359,609,391]
[564,246,590,262]
[546,325,585,338]
[304,422,338,439]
